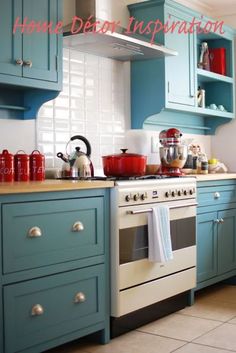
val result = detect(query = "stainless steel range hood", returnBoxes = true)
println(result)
[63,0,178,61]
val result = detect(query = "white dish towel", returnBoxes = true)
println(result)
[148,205,173,263]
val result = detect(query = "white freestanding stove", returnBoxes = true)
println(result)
[110,176,197,337]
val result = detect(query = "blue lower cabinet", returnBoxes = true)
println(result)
[197,212,218,283]
[4,265,105,353]
[2,197,104,274]
[0,188,110,353]
[196,180,236,291]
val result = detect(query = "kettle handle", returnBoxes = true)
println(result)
[70,135,92,157]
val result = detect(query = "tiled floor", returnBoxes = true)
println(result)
[46,283,236,353]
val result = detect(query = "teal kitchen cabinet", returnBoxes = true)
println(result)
[0,188,110,353]
[128,0,235,135]
[196,180,236,291]
[0,0,62,119]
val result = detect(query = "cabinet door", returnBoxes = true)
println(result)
[165,11,195,107]
[197,212,218,283]
[0,0,22,76]
[22,0,59,82]
[217,208,236,275]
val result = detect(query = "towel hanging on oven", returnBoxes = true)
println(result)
[148,205,173,263]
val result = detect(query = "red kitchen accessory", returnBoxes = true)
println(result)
[0,149,14,182]
[209,48,226,76]
[30,150,45,181]
[102,149,147,177]
[14,150,30,182]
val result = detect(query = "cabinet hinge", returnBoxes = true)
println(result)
[168,81,170,93]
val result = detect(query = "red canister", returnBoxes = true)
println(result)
[0,150,14,182]
[14,150,30,182]
[30,150,45,181]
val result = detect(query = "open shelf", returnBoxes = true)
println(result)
[197,68,233,84]
[0,105,29,111]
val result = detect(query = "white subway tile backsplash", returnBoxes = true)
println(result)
[37,49,128,171]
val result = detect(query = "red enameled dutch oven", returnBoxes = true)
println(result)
[102,149,147,177]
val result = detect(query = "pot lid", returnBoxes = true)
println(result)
[102,149,146,158]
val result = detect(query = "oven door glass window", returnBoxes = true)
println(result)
[119,218,195,265]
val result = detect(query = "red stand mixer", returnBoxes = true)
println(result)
[158,128,188,176]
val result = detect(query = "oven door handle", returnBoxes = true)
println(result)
[126,202,198,215]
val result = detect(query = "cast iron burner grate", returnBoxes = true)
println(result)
[57,175,185,181]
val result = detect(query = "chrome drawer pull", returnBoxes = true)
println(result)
[23,60,32,68]
[31,304,44,316]
[214,192,220,199]
[72,221,84,232]
[28,226,42,238]
[219,218,224,224]
[74,292,86,303]
[15,59,23,66]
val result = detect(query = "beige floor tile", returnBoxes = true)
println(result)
[194,323,236,351]
[174,342,232,353]
[45,339,91,353]
[137,313,222,341]
[178,298,236,322]
[196,284,236,304]
[83,331,185,353]
[228,316,236,324]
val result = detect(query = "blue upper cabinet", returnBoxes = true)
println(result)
[129,0,235,135]
[0,0,62,119]
[0,0,62,90]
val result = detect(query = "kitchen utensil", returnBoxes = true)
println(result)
[102,149,147,177]
[57,135,94,178]
[0,149,14,182]
[14,150,30,182]
[158,128,187,176]
[30,150,45,181]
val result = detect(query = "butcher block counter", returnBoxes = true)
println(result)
[191,173,236,181]
[0,179,114,194]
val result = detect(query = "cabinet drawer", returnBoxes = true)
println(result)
[197,185,236,208]
[2,197,104,274]
[4,264,105,353]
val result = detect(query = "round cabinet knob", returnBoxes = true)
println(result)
[74,292,86,303]
[219,218,224,224]
[214,219,220,224]
[133,194,139,201]
[214,192,220,199]
[31,304,44,316]
[140,194,145,201]
[23,60,33,68]
[28,226,42,238]
[15,59,23,66]
[72,221,84,232]
[125,195,131,202]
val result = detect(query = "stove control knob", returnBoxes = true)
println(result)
[165,191,170,198]
[125,195,131,202]
[178,190,182,196]
[140,194,145,201]
[171,191,176,197]
[183,190,188,196]
[189,189,194,195]
[133,194,139,201]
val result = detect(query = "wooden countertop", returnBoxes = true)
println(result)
[189,173,236,181]
[0,180,115,194]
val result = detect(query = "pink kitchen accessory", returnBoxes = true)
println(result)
[30,150,45,181]
[14,150,30,182]
[0,149,14,182]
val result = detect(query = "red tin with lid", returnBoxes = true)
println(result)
[0,149,14,182]
[14,150,30,182]
[30,150,45,181]
[209,48,226,76]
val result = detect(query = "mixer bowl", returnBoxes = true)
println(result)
[159,145,188,168]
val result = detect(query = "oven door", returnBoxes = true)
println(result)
[118,200,196,289]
